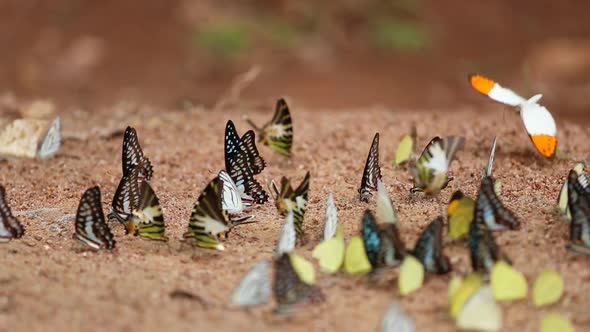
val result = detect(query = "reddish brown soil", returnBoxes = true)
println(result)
[1,105,589,331]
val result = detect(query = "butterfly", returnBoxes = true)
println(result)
[376,180,398,225]
[122,126,153,181]
[276,210,296,256]
[224,120,266,175]
[219,170,252,214]
[566,170,590,255]
[231,261,272,307]
[73,186,116,250]
[474,176,520,231]
[456,286,502,331]
[411,217,451,274]
[557,162,587,222]
[323,193,338,241]
[37,116,61,159]
[271,171,310,237]
[362,210,406,269]
[410,136,465,194]
[183,177,230,251]
[393,125,417,166]
[468,218,510,275]
[484,136,497,177]
[109,161,147,231]
[128,181,168,241]
[0,185,25,242]
[447,191,475,240]
[468,73,557,158]
[273,252,324,313]
[312,224,345,273]
[247,98,293,156]
[378,303,416,332]
[359,133,382,202]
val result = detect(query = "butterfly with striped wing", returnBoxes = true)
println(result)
[0,185,25,242]
[129,181,168,242]
[359,133,382,202]
[73,186,116,250]
[271,171,310,237]
[566,170,590,255]
[412,217,451,274]
[122,126,153,181]
[247,98,294,156]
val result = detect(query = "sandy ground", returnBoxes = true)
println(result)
[1,105,590,332]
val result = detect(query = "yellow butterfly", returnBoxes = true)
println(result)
[533,270,564,307]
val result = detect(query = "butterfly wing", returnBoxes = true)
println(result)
[227,148,268,204]
[0,185,25,241]
[519,97,557,158]
[323,193,338,241]
[131,182,167,241]
[74,186,116,250]
[262,98,293,156]
[276,210,296,256]
[110,162,143,230]
[186,177,230,251]
[377,180,398,225]
[231,261,272,307]
[377,223,406,268]
[122,126,153,180]
[484,136,497,177]
[240,130,266,175]
[566,170,590,253]
[218,170,245,214]
[447,191,475,240]
[361,210,381,268]
[475,176,520,231]
[273,253,324,312]
[412,217,450,274]
[468,216,505,274]
[359,133,382,202]
[557,163,586,221]
[468,73,526,107]
[37,116,61,159]
[378,303,415,332]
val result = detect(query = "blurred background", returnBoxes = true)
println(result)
[1,0,589,118]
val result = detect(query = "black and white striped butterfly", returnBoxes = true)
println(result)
[475,176,520,231]
[359,133,382,202]
[412,217,451,274]
[0,185,25,242]
[566,170,590,255]
[224,121,268,204]
[468,216,509,274]
[73,186,116,250]
[122,126,153,181]
[109,161,148,231]
[219,170,252,214]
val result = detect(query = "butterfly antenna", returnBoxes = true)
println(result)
[268,180,279,200]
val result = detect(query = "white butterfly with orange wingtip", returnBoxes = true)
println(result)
[469,74,557,158]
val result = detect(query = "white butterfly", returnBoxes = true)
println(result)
[456,286,502,331]
[376,180,398,225]
[323,193,338,241]
[230,261,271,307]
[37,116,61,159]
[219,170,250,214]
[275,210,295,256]
[379,303,415,332]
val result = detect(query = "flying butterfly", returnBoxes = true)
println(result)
[0,185,25,242]
[273,252,324,314]
[73,186,116,250]
[128,182,168,242]
[566,170,590,255]
[410,136,465,194]
[468,216,510,275]
[412,217,451,274]
[359,133,382,202]
[231,261,272,307]
[37,116,61,159]
[247,98,293,156]
[271,171,310,237]
[475,176,520,231]
[183,177,230,251]
[557,162,587,222]
[361,210,406,269]
[109,161,147,231]
[122,126,153,180]
[224,120,266,175]
[468,73,557,158]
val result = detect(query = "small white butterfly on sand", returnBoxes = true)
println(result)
[230,261,271,307]
[219,170,250,214]
[378,303,415,332]
[376,180,398,225]
[37,116,61,159]
[323,193,338,241]
[275,210,296,256]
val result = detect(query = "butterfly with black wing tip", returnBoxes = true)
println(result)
[410,136,464,194]
[361,210,406,270]
[73,186,116,250]
[273,252,324,314]
[246,98,293,156]
[359,133,382,202]
[557,163,588,222]
[128,182,168,242]
[122,126,153,181]
[412,217,451,274]
[37,116,61,159]
[475,176,520,231]
[109,161,149,232]
[0,185,25,242]
[566,170,590,255]
[183,177,230,251]
[231,261,272,308]
[271,171,310,237]
[468,217,510,275]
